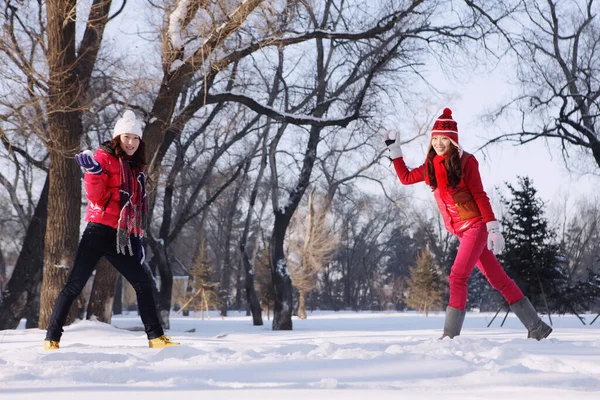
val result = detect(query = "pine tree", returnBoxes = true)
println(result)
[184,242,219,319]
[405,249,444,316]
[498,176,567,312]
[384,228,418,279]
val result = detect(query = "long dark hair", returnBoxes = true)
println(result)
[426,144,462,190]
[108,136,147,168]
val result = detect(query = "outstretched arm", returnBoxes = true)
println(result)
[392,158,426,185]
[383,130,426,185]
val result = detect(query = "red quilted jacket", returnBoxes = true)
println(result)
[392,152,496,234]
[83,144,142,232]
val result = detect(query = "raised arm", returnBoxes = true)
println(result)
[383,130,426,185]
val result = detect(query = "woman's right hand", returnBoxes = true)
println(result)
[383,130,403,160]
[75,150,102,175]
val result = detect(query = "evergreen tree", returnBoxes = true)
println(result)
[405,249,444,316]
[498,176,567,312]
[185,242,219,319]
[411,217,459,307]
[384,228,418,280]
[413,220,459,277]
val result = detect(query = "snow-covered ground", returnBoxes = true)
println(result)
[1,310,599,399]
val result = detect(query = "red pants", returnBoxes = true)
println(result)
[449,220,524,310]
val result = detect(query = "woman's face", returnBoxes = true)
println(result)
[119,134,140,156]
[431,136,452,156]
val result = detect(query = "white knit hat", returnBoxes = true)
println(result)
[112,110,143,139]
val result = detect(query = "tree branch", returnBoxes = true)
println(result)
[203,91,360,127]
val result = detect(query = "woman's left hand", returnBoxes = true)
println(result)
[486,221,505,255]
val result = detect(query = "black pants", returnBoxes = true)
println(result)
[45,222,164,341]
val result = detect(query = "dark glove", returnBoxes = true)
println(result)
[137,172,146,199]
[131,236,146,265]
[75,150,102,175]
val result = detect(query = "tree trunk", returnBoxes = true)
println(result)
[219,249,232,317]
[38,0,84,329]
[39,152,82,329]
[113,276,123,315]
[238,134,270,326]
[270,212,294,330]
[0,177,48,330]
[297,290,307,319]
[219,190,240,317]
[24,282,42,329]
[0,242,5,292]
[86,258,119,323]
[234,270,243,311]
[241,253,263,326]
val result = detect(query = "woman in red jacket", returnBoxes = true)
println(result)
[385,108,552,340]
[44,111,179,350]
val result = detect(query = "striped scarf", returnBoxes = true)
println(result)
[116,158,146,256]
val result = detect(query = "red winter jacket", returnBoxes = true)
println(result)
[83,145,141,232]
[392,152,496,234]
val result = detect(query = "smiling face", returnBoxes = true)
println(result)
[431,135,453,156]
[119,134,141,156]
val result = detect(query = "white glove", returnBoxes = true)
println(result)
[383,130,403,159]
[486,220,505,255]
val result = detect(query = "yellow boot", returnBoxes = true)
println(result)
[148,335,180,348]
[44,340,60,350]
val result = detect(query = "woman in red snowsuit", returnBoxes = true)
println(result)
[44,111,179,350]
[385,108,552,340]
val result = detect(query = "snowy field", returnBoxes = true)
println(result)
[1,310,599,399]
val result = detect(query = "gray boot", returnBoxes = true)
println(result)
[510,297,552,340]
[439,306,466,339]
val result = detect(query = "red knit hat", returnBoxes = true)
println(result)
[431,108,458,143]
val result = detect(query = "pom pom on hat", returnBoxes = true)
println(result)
[431,107,458,144]
[113,110,143,139]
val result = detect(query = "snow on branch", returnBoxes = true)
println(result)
[204,92,360,127]
[168,0,192,50]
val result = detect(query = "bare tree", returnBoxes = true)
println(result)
[0,178,48,329]
[38,0,120,329]
[484,0,600,169]
[239,141,268,326]
[560,198,600,281]
[0,0,119,328]
[215,183,244,316]
[326,191,397,310]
